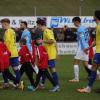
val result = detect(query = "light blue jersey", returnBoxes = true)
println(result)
[21,29,32,53]
[77,25,89,50]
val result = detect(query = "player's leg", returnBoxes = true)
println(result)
[10,57,21,84]
[83,61,91,78]
[48,60,59,86]
[25,63,35,87]
[45,69,60,92]
[45,69,56,86]
[69,48,81,82]
[77,53,100,93]
[40,60,59,87]
[80,50,91,77]
[3,68,17,84]
[20,64,25,78]
[34,69,43,88]
[88,59,100,79]
[69,59,80,82]
[2,72,9,88]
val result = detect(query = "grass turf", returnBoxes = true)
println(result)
[0,0,100,16]
[0,55,100,100]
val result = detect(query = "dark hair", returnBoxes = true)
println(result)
[20,39,26,45]
[36,19,46,26]
[1,18,10,24]
[21,21,28,27]
[95,10,100,20]
[72,17,81,23]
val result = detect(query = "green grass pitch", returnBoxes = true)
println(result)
[0,55,100,100]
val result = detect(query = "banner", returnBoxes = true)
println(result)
[0,16,96,28]
[57,43,77,55]
[47,16,96,28]
[0,16,37,28]
[16,42,77,55]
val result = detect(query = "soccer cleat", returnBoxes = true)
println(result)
[27,85,36,91]
[69,79,79,83]
[38,83,45,89]
[2,83,10,89]
[18,81,24,91]
[77,87,91,93]
[49,85,60,92]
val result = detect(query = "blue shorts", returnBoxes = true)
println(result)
[10,57,19,67]
[93,53,100,65]
[48,60,56,68]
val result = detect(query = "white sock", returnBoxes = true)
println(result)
[88,64,92,69]
[74,65,79,80]
[97,70,100,75]
[88,65,100,75]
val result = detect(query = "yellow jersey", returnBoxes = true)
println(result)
[4,28,18,57]
[96,23,100,53]
[43,28,57,60]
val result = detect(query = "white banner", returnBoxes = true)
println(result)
[0,16,96,28]
[16,42,77,55]
[16,42,96,55]
[0,16,37,28]
[47,16,96,28]
[57,43,77,55]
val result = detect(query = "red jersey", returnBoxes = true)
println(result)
[31,40,36,64]
[18,45,32,64]
[88,37,94,59]
[0,42,11,72]
[36,45,48,69]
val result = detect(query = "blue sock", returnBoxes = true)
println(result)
[88,70,97,87]
[15,70,20,84]
[2,72,9,83]
[84,66,91,77]
[52,72,59,86]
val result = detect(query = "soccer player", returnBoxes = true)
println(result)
[77,10,100,93]
[28,38,59,92]
[88,31,95,67]
[0,35,17,88]
[18,39,35,90]
[0,18,20,87]
[36,19,60,90]
[69,17,91,82]
[20,21,32,54]
[88,31,100,79]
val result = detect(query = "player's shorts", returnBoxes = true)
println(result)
[48,60,56,68]
[74,48,88,61]
[10,57,19,67]
[93,53,100,64]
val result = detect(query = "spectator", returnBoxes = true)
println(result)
[20,21,32,54]
[63,25,74,42]
[31,26,43,41]
[57,28,64,42]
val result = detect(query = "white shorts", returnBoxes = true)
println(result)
[74,48,88,61]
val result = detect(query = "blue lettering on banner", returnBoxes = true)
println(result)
[50,17,72,28]
[50,17,59,28]
[82,17,94,23]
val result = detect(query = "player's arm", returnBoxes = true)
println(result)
[43,39,54,44]
[43,30,55,44]
[4,31,11,50]
[4,44,11,56]
[80,32,89,54]
[55,41,58,54]
[88,39,96,50]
